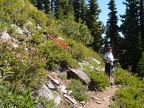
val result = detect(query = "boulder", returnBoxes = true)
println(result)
[67,68,90,85]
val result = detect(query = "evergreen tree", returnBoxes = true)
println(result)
[43,0,51,14]
[73,0,80,22]
[106,0,120,57]
[120,0,141,71]
[36,0,43,10]
[136,52,144,77]
[55,0,67,19]
[30,0,36,5]
[86,0,102,52]
[79,0,87,23]
[51,0,55,12]
[140,0,144,51]
[63,0,74,17]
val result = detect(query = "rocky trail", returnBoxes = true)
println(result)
[84,85,118,108]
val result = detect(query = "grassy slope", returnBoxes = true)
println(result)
[0,0,143,108]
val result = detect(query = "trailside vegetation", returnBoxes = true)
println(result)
[0,0,144,108]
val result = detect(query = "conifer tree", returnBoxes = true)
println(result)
[73,0,80,22]
[120,0,141,71]
[43,0,51,14]
[63,0,74,17]
[79,0,87,23]
[37,0,43,10]
[55,0,67,19]
[106,0,120,57]
[140,0,144,51]
[86,0,102,52]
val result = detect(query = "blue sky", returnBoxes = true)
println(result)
[97,0,126,26]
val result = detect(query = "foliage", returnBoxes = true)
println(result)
[111,67,144,108]
[114,68,143,88]
[136,52,144,77]
[106,0,121,57]
[113,87,144,108]
[0,41,46,88]
[39,39,77,69]
[119,0,141,71]
[85,0,102,52]
[58,19,93,45]
[68,79,88,101]
[82,66,108,91]
[0,81,55,108]
[90,71,109,91]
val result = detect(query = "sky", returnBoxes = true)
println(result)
[97,0,126,26]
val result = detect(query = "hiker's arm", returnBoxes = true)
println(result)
[113,58,119,62]
[103,58,109,63]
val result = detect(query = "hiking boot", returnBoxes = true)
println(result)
[110,82,115,86]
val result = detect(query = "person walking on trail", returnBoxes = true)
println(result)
[103,46,117,86]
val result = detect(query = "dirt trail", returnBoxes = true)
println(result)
[84,85,118,108]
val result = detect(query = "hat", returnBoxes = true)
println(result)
[107,46,112,50]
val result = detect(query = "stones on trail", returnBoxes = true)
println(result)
[92,96,99,101]
[103,96,109,102]
[96,100,102,104]
[92,94,114,105]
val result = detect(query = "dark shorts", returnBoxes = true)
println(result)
[105,63,111,75]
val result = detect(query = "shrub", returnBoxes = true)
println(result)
[0,41,46,88]
[136,52,144,77]
[58,19,93,45]
[0,81,55,108]
[114,86,144,108]
[111,68,144,108]
[68,79,88,101]
[81,58,108,91]
[114,68,143,88]
[40,40,77,69]
[90,71,109,91]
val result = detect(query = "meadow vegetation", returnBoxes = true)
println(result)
[0,0,143,108]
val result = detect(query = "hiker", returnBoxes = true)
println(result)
[103,46,117,86]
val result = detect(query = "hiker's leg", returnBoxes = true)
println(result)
[109,74,113,83]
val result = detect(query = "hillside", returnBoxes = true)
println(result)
[0,0,144,108]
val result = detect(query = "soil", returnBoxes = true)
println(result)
[84,85,118,108]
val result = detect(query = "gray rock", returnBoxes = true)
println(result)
[91,57,101,64]
[17,27,23,34]
[36,84,54,100]
[47,75,60,85]
[64,94,77,104]
[0,31,11,40]
[54,96,62,106]
[60,85,68,94]
[36,103,43,108]
[67,68,90,85]
[96,101,102,104]
[47,80,56,90]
